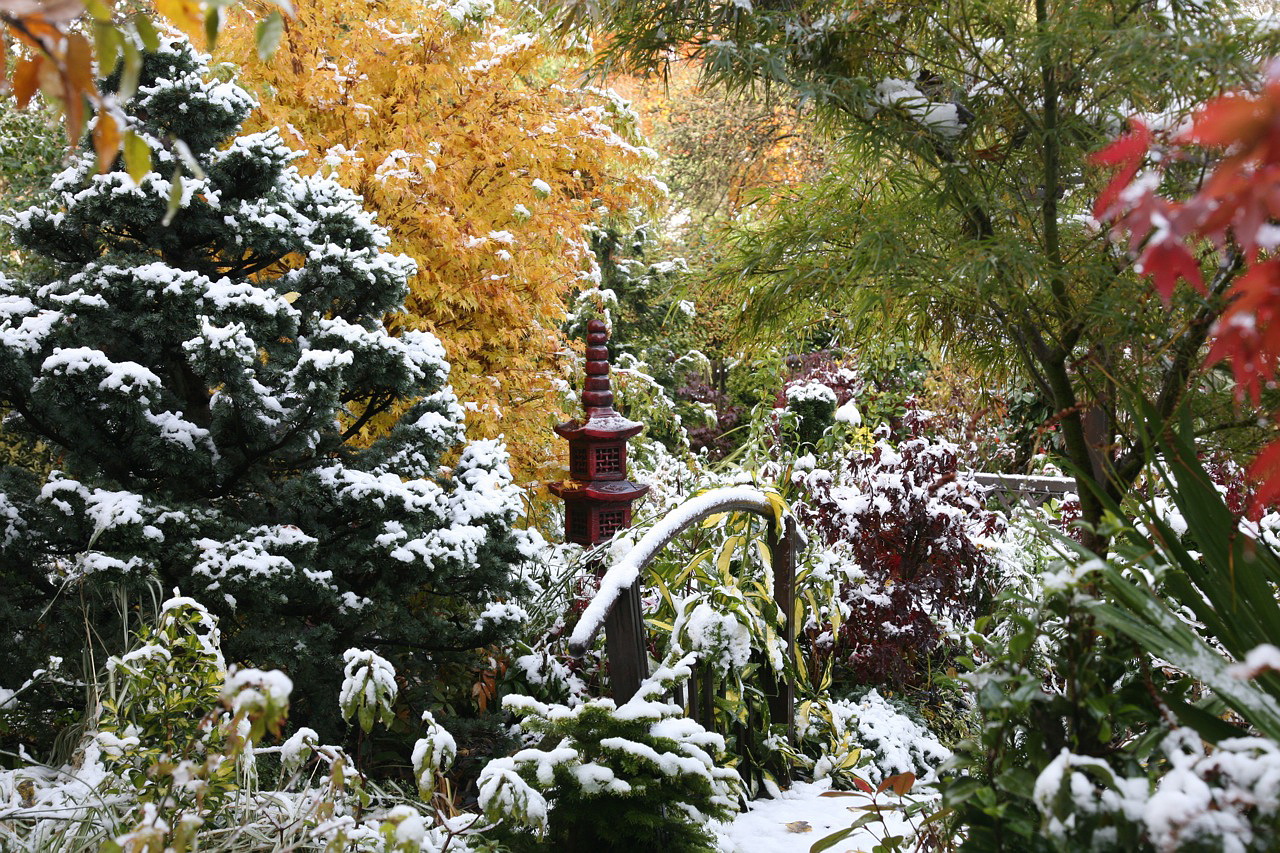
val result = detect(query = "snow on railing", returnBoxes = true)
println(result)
[971,472,1077,507]
[567,486,783,657]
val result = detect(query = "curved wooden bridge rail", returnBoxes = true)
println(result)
[567,487,803,740]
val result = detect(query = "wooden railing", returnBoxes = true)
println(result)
[567,486,804,739]
[971,472,1077,508]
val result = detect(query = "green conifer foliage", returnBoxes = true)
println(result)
[0,37,530,743]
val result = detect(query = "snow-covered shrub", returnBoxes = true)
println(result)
[800,690,952,788]
[937,507,1195,851]
[412,711,458,799]
[480,656,741,852]
[792,436,1005,687]
[773,349,929,445]
[784,379,839,450]
[635,486,800,797]
[1033,729,1280,852]
[13,597,298,849]
[95,597,258,828]
[340,649,399,734]
[0,35,529,746]
[982,442,1280,850]
[0,594,499,852]
[611,352,692,456]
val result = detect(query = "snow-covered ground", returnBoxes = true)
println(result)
[718,779,918,852]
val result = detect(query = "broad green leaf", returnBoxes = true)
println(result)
[205,7,221,51]
[256,9,285,60]
[85,0,112,20]
[123,131,151,185]
[119,39,142,101]
[134,14,162,52]
[94,22,122,77]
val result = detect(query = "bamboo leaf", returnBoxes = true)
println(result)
[808,826,854,853]
[162,169,185,225]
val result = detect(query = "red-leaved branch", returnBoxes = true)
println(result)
[1093,64,1280,510]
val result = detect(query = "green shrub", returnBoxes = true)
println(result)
[0,33,529,750]
[478,655,740,852]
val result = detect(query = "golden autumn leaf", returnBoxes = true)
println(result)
[93,105,120,172]
[155,0,205,44]
[64,31,93,92]
[12,54,41,108]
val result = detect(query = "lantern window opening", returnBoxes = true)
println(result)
[598,508,627,539]
[570,445,589,479]
[595,444,622,475]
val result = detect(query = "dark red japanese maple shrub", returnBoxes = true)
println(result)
[791,431,1006,688]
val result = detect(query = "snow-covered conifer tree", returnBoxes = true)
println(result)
[0,37,529,739]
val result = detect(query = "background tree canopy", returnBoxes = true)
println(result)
[545,0,1280,548]
[219,0,666,481]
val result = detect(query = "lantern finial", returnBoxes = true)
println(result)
[582,319,615,413]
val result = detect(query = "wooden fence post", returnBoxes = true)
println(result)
[604,579,647,703]
[767,513,797,743]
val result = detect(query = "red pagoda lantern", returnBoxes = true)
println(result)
[549,319,648,546]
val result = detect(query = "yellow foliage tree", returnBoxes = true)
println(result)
[219,0,663,479]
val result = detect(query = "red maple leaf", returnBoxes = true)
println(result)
[1181,91,1270,149]
[1206,259,1280,404]
[1138,238,1205,304]
[1249,438,1280,515]
[1091,119,1151,221]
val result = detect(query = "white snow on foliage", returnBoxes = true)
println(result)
[412,711,458,796]
[484,654,740,835]
[39,347,162,405]
[785,380,837,405]
[1229,643,1280,679]
[671,599,755,675]
[339,648,398,721]
[192,526,325,596]
[804,690,951,784]
[834,398,862,425]
[569,486,778,651]
[473,601,529,632]
[873,77,966,138]
[442,0,494,23]
[718,778,918,852]
[1034,729,1280,851]
[222,667,293,715]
